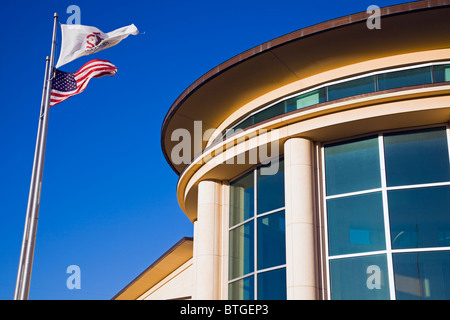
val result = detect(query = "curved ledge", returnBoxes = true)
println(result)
[177,85,450,221]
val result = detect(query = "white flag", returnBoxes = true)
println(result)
[56,23,139,68]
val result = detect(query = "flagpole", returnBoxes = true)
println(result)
[14,12,58,300]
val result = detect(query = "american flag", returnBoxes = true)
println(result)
[50,59,117,107]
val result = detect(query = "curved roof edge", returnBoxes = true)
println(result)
[161,0,450,175]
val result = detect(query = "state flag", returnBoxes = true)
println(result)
[55,23,138,68]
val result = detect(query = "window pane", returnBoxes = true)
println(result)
[433,65,450,83]
[257,268,286,300]
[232,116,254,133]
[388,185,450,249]
[330,254,390,300]
[229,276,254,300]
[384,127,450,187]
[328,76,376,101]
[377,66,432,91]
[230,171,254,227]
[285,89,326,113]
[253,102,284,124]
[257,211,286,270]
[393,251,450,300]
[327,192,386,256]
[325,136,381,196]
[229,222,254,279]
[257,159,284,214]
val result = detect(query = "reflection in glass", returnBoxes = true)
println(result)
[384,127,450,187]
[330,254,390,300]
[327,192,386,256]
[229,276,254,300]
[253,102,284,124]
[393,251,450,300]
[230,171,254,227]
[257,211,286,270]
[233,116,254,132]
[257,159,284,214]
[377,66,432,91]
[433,64,450,83]
[229,222,254,280]
[285,89,326,113]
[325,136,381,196]
[257,268,287,300]
[389,186,450,249]
[328,76,376,101]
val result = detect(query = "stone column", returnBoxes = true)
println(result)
[284,138,317,299]
[193,180,221,299]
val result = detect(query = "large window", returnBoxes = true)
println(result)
[228,160,286,300]
[323,126,450,300]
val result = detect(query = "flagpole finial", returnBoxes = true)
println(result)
[54,12,58,18]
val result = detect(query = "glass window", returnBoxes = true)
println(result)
[257,211,286,270]
[329,254,390,300]
[393,251,450,300]
[325,126,450,300]
[230,171,254,227]
[327,76,376,101]
[257,159,284,214]
[229,222,254,279]
[325,136,381,196]
[388,185,450,249]
[229,162,286,300]
[229,276,254,300]
[253,102,284,124]
[285,89,326,113]
[377,66,432,91]
[257,268,287,300]
[232,116,254,133]
[433,64,450,83]
[327,192,386,256]
[384,127,450,187]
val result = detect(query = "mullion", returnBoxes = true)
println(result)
[378,133,396,300]
[253,168,258,300]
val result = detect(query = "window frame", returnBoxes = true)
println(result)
[228,161,286,300]
[321,123,450,300]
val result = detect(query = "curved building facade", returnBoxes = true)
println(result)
[116,0,450,300]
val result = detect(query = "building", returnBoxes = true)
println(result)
[114,0,450,300]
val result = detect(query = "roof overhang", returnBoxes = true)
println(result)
[161,0,450,175]
[112,237,193,300]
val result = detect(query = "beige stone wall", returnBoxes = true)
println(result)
[139,259,194,300]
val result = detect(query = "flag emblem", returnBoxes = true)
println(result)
[85,32,105,51]
[50,59,117,107]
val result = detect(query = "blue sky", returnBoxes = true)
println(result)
[0,0,409,300]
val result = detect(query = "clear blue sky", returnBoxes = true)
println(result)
[0,0,409,300]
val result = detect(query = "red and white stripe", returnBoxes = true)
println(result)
[50,59,117,107]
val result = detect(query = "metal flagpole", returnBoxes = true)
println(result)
[13,56,50,300]
[14,12,59,300]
